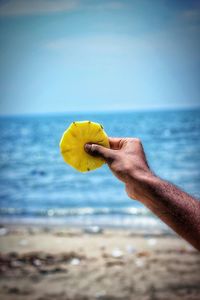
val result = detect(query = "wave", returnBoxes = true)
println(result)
[0,206,150,217]
[0,207,169,231]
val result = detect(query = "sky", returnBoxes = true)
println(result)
[0,0,200,115]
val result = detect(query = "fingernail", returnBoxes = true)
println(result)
[84,143,91,152]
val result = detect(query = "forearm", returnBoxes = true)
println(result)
[128,173,200,250]
[86,137,200,250]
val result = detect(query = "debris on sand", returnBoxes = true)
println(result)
[0,227,8,236]
[84,226,103,234]
[147,238,157,247]
[70,258,80,266]
[111,248,123,258]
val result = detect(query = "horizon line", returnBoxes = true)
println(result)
[0,104,200,118]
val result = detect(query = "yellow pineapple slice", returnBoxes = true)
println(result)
[60,121,110,172]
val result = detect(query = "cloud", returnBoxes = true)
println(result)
[0,0,79,16]
[181,8,200,22]
[0,0,125,17]
[45,27,200,69]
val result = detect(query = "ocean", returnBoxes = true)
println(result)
[0,109,200,231]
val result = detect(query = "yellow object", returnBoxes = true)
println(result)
[60,121,110,172]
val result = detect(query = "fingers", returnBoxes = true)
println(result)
[85,143,115,160]
[108,137,138,150]
[108,137,123,150]
[85,137,143,160]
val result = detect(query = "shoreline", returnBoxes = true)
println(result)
[0,224,200,300]
[0,213,170,234]
[0,222,175,238]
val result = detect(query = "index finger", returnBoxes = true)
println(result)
[108,137,123,150]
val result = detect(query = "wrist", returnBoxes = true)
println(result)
[126,169,158,202]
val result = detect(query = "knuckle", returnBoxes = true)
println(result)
[126,137,141,144]
[133,138,141,144]
[91,144,109,158]
[91,144,99,152]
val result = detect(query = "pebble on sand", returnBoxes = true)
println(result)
[111,248,123,258]
[70,258,80,266]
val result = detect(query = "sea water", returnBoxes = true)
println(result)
[0,109,200,230]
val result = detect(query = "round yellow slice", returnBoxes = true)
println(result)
[59,121,110,172]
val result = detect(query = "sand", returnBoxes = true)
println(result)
[0,225,200,300]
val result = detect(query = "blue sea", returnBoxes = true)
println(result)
[0,109,200,231]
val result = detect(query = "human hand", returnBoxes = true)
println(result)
[85,138,153,201]
[86,138,200,250]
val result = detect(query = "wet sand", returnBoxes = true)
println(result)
[0,225,200,300]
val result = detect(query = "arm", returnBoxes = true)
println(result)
[85,138,200,251]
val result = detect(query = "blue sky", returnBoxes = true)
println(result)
[0,0,200,115]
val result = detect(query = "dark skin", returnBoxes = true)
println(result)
[85,138,200,251]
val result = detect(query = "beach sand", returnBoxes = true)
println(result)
[0,225,200,300]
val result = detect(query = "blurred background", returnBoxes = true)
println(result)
[0,1,200,300]
[0,0,200,230]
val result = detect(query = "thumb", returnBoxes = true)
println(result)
[85,143,115,160]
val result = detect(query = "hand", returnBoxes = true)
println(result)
[85,138,200,250]
[85,138,153,201]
